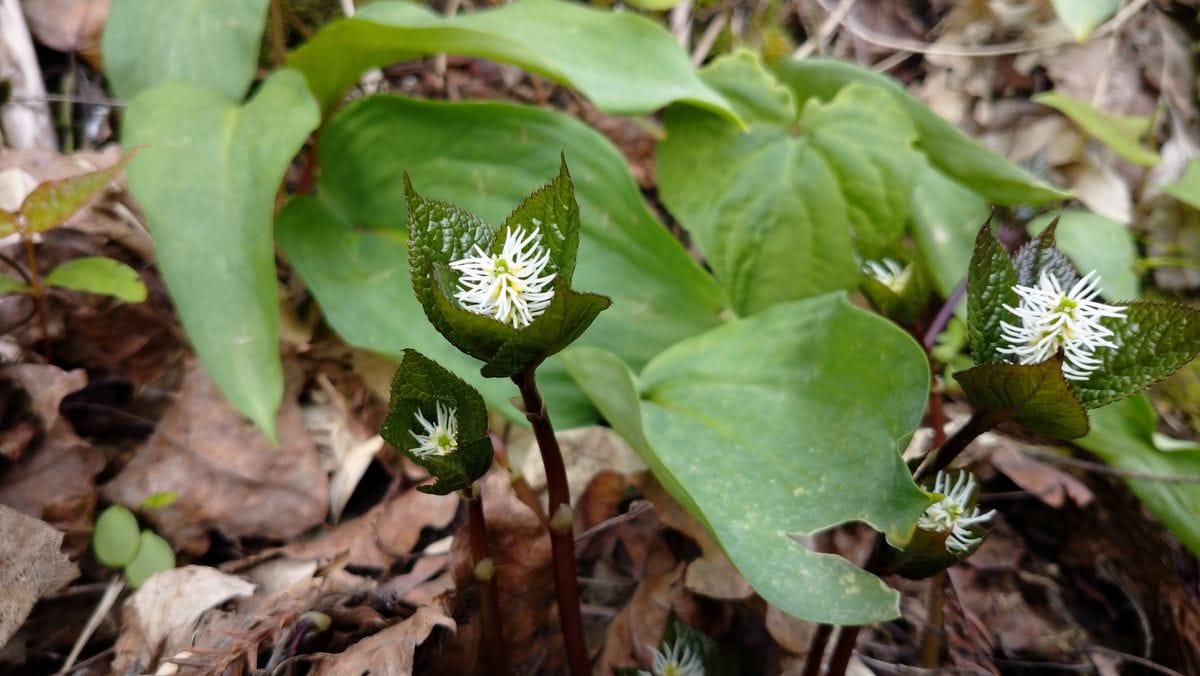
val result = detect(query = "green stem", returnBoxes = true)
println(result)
[514,368,589,676]
[22,234,50,359]
[465,489,509,675]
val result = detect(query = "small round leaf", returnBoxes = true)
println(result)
[124,530,175,588]
[93,505,141,569]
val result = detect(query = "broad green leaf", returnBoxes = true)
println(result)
[288,0,737,120]
[1163,159,1200,211]
[379,349,492,495]
[1076,396,1200,557]
[956,360,1091,439]
[567,295,932,624]
[276,95,726,426]
[659,81,921,315]
[123,530,175,588]
[124,70,320,441]
[1072,302,1200,409]
[103,0,271,101]
[966,224,1019,364]
[1034,92,1159,167]
[1029,210,1139,301]
[697,50,794,126]
[771,58,1069,206]
[0,273,27,295]
[92,505,141,569]
[45,257,147,303]
[1050,0,1119,42]
[20,153,135,234]
[909,162,990,297]
[501,158,580,285]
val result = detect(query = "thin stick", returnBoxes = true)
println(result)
[514,368,589,676]
[22,234,50,359]
[268,0,287,68]
[826,626,861,676]
[466,490,509,675]
[1027,449,1200,483]
[58,577,123,673]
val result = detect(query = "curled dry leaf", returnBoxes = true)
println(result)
[103,359,328,554]
[302,374,384,523]
[0,505,79,647]
[122,565,256,653]
[314,605,455,675]
[989,446,1094,508]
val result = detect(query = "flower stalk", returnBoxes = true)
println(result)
[465,487,508,675]
[513,366,589,676]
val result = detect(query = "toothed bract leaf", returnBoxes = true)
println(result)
[379,349,492,495]
[966,223,1019,364]
[406,167,610,377]
[1011,218,1079,290]
[1069,301,1200,409]
[956,359,1091,439]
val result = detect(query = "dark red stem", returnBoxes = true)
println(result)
[466,492,509,675]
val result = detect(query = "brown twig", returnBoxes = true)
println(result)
[466,489,509,675]
[513,367,589,676]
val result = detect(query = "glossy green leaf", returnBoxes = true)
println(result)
[956,360,1091,439]
[92,505,141,569]
[123,530,175,588]
[659,78,921,314]
[45,257,147,303]
[909,162,991,297]
[1050,0,1119,42]
[966,224,1019,365]
[1029,210,1139,301]
[565,295,932,624]
[1071,302,1200,409]
[1034,91,1159,167]
[103,0,271,101]
[1163,159,1200,211]
[276,95,726,426]
[20,153,134,234]
[124,70,320,441]
[289,0,736,120]
[771,58,1069,206]
[1076,396,1200,556]
[0,273,27,295]
[379,349,492,495]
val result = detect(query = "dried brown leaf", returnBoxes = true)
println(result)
[0,505,78,647]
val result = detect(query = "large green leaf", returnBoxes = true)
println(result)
[45,256,147,303]
[103,0,271,101]
[956,360,1090,439]
[1029,210,1139,301]
[771,58,1069,206]
[288,0,736,120]
[659,72,921,315]
[124,71,320,440]
[1034,92,1159,167]
[1163,159,1200,211]
[909,161,990,297]
[564,294,932,624]
[1076,396,1200,557]
[276,95,727,427]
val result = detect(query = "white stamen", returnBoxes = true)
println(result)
[863,258,911,294]
[918,471,996,555]
[449,226,556,329]
[410,402,458,458]
[639,639,705,676]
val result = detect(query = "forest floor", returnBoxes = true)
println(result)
[2,0,1200,674]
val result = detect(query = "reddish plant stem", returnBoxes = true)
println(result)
[801,623,833,676]
[825,626,861,676]
[466,491,509,675]
[513,368,589,676]
[914,409,1004,482]
[22,235,50,359]
[919,571,946,668]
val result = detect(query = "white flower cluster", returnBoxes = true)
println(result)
[918,471,995,554]
[998,270,1126,381]
[639,640,704,676]
[409,402,458,458]
[863,258,911,294]
[449,226,556,329]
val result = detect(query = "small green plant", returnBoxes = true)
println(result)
[92,503,176,588]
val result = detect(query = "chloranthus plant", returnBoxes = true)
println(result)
[399,157,610,676]
[921,219,1200,476]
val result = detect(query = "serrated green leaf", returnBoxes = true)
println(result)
[956,360,1090,439]
[92,505,141,569]
[1011,218,1079,289]
[771,58,1069,206]
[966,224,1019,364]
[123,530,175,588]
[1029,210,1139,301]
[500,157,580,285]
[1072,301,1200,409]
[661,614,740,676]
[1050,0,1119,43]
[566,295,932,624]
[1076,396,1200,557]
[103,0,271,102]
[289,0,737,121]
[124,70,319,441]
[659,80,921,315]
[1034,91,1159,167]
[19,153,134,234]
[44,256,147,303]
[480,285,611,378]
[379,349,492,494]
[1163,159,1200,211]
[908,161,991,298]
[0,273,27,295]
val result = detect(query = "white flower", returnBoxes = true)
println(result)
[410,402,458,458]
[448,226,556,329]
[638,640,704,676]
[997,270,1127,381]
[918,471,995,555]
[863,258,911,294]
